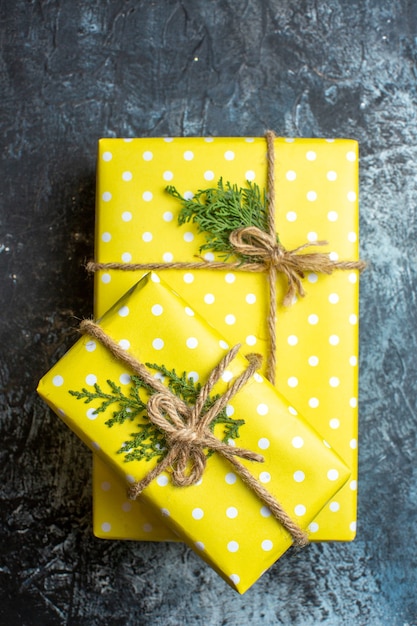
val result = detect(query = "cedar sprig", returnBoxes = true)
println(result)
[69,365,244,463]
[166,178,277,261]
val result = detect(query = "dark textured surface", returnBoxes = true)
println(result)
[1,1,416,624]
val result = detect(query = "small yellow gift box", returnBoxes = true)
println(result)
[38,272,350,593]
[91,136,360,542]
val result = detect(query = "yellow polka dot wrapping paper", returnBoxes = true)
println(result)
[91,136,361,543]
[37,272,350,594]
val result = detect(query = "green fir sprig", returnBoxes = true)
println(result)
[166,178,278,261]
[69,364,244,463]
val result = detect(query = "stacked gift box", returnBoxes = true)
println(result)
[38,135,361,593]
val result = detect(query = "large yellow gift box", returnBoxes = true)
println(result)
[91,136,360,543]
[38,273,350,593]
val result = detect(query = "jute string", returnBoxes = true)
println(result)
[80,319,308,547]
[87,130,366,384]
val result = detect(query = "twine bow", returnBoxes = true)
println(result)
[80,319,309,547]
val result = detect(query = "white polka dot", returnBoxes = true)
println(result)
[101,522,111,532]
[85,340,96,352]
[286,170,297,181]
[307,191,317,201]
[330,501,340,512]
[229,574,240,585]
[204,252,215,261]
[287,335,298,346]
[308,356,319,366]
[204,293,215,304]
[222,371,233,383]
[102,151,112,161]
[329,418,340,429]
[142,191,153,202]
[101,481,111,491]
[87,408,98,420]
[183,191,194,200]
[261,539,273,551]
[150,304,163,317]
[348,231,357,243]
[225,472,237,485]
[350,397,357,408]
[122,211,132,222]
[142,232,153,242]
[142,151,153,161]
[327,469,339,481]
[309,522,319,533]
[119,373,131,385]
[226,405,234,416]
[186,337,198,349]
[328,211,338,222]
[101,232,111,242]
[292,436,304,449]
[323,440,331,449]
[225,314,236,325]
[259,472,271,483]
[161,508,170,517]
[287,376,298,388]
[349,314,358,325]
[183,150,194,161]
[163,137,173,142]
[307,273,318,283]
[150,273,160,283]
[306,151,316,161]
[192,508,204,520]
[163,170,174,181]
[227,541,239,552]
[350,521,357,532]
[346,151,356,162]
[329,251,339,261]
[123,138,133,142]
[118,339,130,350]
[102,192,112,202]
[245,137,255,142]
[188,371,199,382]
[226,507,238,519]
[183,273,194,284]
[327,170,337,181]
[195,541,205,550]
[295,504,306,516]
[349,272,358,284]
[350,356,357,366]
[329,293,339,304]
[245,170,255,181]
[225,273,236,284]
[257,403,268,416]
[163,211,173,222]
[101,273,111,284]
[122,252,132,262]
[204,170,215,181]
[184,307,194,317]
[156,475,169,487]
[246,335,256,346]
[293,470,305,483]
[260,506,271,518]
[258,438,270,450]
[288,406,298,416]
[126,474,135,484]
[286,211,297,222]
[329,335,340,345]
[245,293,256,304]
[309,397,319,408]
[91,441,100,450]
[347,191,357,202]
[122,502,132,512]
[224,150,235,160]
[183,231,194,242]
[122,171,132,182]
[350,480,357,491]
[162,252,173,262]
[152,338,164,350]
[52,375,64,387]
[307,231,318,242]
[254,373,263,383]
[308,314,319,325]
[329,377,340,387]
[143,523,152,532]
[219,340,229,350]
[86,374,97,386]
[118,305,129,317]
[350,438,357,449]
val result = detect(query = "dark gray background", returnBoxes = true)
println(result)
[1,1,416,624]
